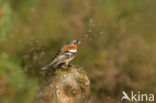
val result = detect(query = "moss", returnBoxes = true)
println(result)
[35,64,90,103]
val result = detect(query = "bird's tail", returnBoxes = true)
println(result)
[42,60,57,70]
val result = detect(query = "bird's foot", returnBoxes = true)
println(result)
[68,64,72,68]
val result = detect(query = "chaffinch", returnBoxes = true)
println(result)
[42,40,81,69]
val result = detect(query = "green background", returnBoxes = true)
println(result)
[0,0,156,103]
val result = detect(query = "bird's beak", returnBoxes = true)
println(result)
[78,41,81,45]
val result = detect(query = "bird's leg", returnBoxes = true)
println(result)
[66,62,72,67]
[66,62,68,66]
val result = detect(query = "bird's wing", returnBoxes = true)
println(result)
[54,50,76,63]
[42,50,62,70]
[42,50,76,69]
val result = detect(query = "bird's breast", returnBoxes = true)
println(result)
[68,49,77,53]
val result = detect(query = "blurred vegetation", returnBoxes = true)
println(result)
[0,0,156,103]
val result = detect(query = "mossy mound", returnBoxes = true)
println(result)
[35,65,90,103]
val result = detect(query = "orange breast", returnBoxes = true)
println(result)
[62,44,77,51]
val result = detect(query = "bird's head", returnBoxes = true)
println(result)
[62,40,81,51]
[66,40,81,47]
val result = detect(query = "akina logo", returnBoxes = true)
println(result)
[121,91,154,102]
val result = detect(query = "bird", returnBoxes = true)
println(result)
[42,40,81,70]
